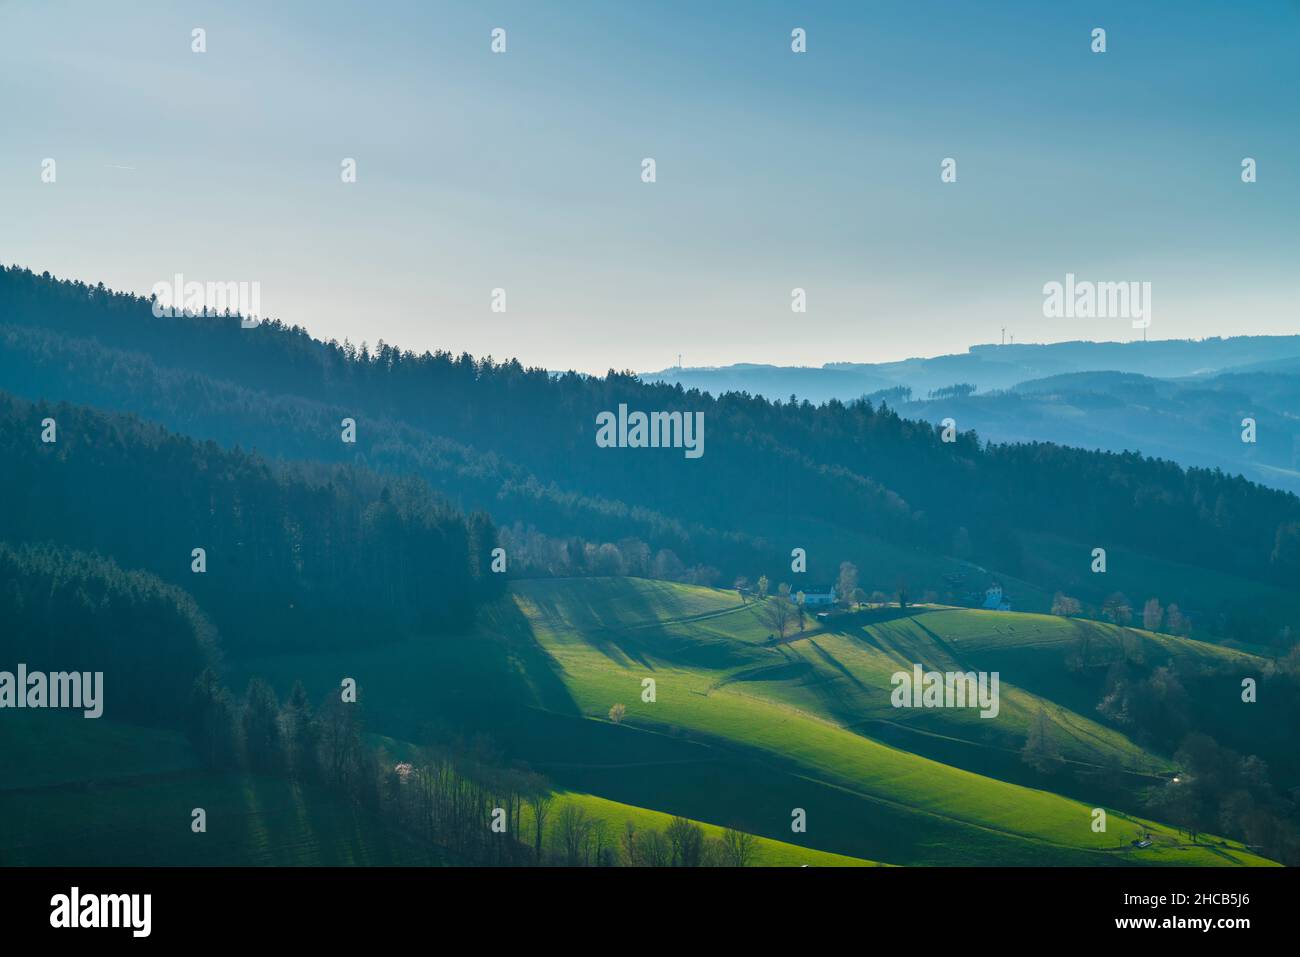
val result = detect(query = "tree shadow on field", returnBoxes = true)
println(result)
[517,577,755,673]
[846,618,922,669]
[475,596,581,716]
[906,616,966,669]
[805,638,874,699]
[847,606,934,627]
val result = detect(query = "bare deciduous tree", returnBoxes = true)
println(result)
[1021,706,1064,773]
[836,561,859,608]
[764,588,793,639]
[639,827,670,866]
[1143,598,1164,632]
[721,826,759,867]
[555,804,595,866]
[1103,592,1133,626]
[666,815,704,867]
[527,792,553,863]
[1051,592,1081,616]
[621,820,639,866]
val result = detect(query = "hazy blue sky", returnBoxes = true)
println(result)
[2,0,1297,373]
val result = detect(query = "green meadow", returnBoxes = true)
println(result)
[0,712,866,867]
[230,576,1278,867]
[541,791,880,867]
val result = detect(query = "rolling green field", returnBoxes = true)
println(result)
[541,791,880,867]
[232,576,1278,867]
[5,577,1278,867]
[371,730,878,866]
[1,712,862,867]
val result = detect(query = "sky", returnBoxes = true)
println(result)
[2,0,1297,374]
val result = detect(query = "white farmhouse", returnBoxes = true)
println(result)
[792,586,838,607]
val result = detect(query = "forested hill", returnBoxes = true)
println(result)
[3,264,1300,647]
[0,542,216,726]
[0,389,502,652]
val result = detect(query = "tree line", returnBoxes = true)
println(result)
[0,319,768,585]
[189,671,763,866]
[0,542,216,727]
[1028,615,1300,864]
[0,391,502,654]
[6,263,1298,615]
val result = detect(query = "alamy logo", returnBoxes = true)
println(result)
[0,665,102,718]
[595,403,704,459]
[890,664,999,718]
[151,273,262,326]
[50,887,150,937]
[1042,273,1151,329]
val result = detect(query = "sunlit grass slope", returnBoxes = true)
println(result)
[500,577,1275,867]
[545,791,880,867]
[231,577,1276,866]
[370,730,874,866]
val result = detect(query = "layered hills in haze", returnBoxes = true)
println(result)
[4,263,1299,866]
[643,338,1300,494]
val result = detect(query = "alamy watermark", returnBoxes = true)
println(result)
[151,273,262,327]
[595,403,704,459]
[50,887,150,937]
[0,665,102,718]
[1042,273,1151,329]
[890,664,999,719]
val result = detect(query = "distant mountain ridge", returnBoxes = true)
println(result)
[642,337,1300,494]
[641,337,1300,404]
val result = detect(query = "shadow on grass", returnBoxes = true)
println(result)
[515,578,756,673]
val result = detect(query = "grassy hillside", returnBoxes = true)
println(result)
[1,710,199,789]
[234,577,1278,866]
[372,732,877,867]
[0,711,849,868]
[545,791,879,867]
[0,712,448,866]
